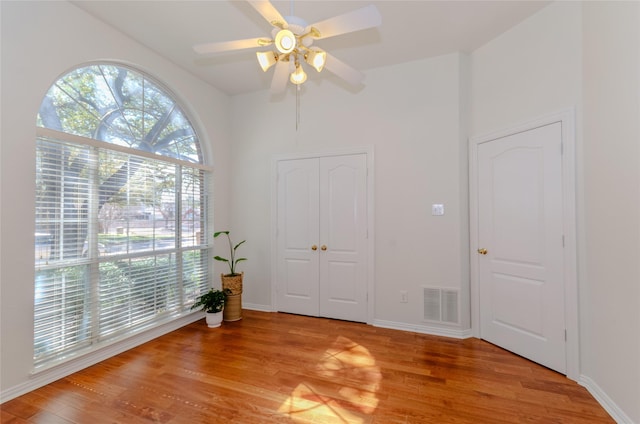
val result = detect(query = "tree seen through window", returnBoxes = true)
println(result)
[34,63,209,364]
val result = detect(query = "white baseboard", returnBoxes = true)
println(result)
[239,308,473,339]
[371,318,473,339]
[0,313,202,403]
[242,302,274,312]
[579,375,636,424]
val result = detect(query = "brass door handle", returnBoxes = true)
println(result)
[311,245,318,251]
[321,245,327,251]
[477,248,488,255]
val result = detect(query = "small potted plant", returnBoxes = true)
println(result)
[214,231,246,321]
[191,288,227,328]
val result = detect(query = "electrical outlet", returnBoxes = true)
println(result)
[400,290,408,303]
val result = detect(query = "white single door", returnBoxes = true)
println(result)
[276,158,320,316]
[319,154,368,322]
[477,122,566,373]
[276,154,368,322]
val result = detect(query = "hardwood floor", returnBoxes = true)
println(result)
[1,310,613,423]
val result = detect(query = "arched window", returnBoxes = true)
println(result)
[34,63,210,367]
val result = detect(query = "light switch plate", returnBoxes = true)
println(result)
[432,204,444,216]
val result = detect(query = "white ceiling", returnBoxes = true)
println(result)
[71,0,550,96]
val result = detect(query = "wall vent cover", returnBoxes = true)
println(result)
[423,287,459,324]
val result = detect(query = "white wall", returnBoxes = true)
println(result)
[0,1,232,395]
[582,2,640,422]
[470,1,640,422]
[230,53,471,333]
[2,1,638,420]
[469,1,582,135]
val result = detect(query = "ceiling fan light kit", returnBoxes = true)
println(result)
[193,0,381,94]
[260,16,327,85]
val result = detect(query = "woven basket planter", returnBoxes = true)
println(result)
[221,272,243,321]
[223,293,242,322]
[221,272,243,295]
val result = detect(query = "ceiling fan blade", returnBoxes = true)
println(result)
[270,60,290,94]
[193,37,271,55]
[323,53,364,86]
[248,0,288,28]
[309,4,381,40]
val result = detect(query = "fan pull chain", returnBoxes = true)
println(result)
[296,84,301,131]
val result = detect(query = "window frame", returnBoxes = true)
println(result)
[33,62,213,370]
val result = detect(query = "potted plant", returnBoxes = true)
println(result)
[191,288,227,328]
[213,230,246,321]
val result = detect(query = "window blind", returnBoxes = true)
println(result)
[35,136,210,366]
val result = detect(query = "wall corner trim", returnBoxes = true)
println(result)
[579,375,634,424]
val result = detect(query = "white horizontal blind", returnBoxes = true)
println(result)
[35,136,210,366]
[34,264,93,360]
[35,141,94,265]
[182,250,209,309]
[35,140,95,359]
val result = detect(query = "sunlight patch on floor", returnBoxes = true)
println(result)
[278,336,382,423]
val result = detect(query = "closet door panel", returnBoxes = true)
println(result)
[276,158,320,316]
[319,154,367,322]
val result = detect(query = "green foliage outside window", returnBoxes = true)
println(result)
[34,63,210,365]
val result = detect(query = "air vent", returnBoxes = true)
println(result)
[423,287,459,324]
[441,289,459,324]
[423,288,441,321]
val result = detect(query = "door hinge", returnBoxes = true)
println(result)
[564,329,567,341]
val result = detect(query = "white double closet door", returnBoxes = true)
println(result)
[275,153,368,322]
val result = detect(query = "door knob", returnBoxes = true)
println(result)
[321,245,327,251]
[311,245,318,251]
[477,248,488,255]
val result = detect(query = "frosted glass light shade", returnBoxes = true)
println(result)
[274,29,296,54]
[305,49,327,72]
[290,64,307,85]
[256,51,277,72]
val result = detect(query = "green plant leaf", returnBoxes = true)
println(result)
[190,288,227,313]
[212,230,245,274]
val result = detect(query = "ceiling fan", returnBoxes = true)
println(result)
[193,0,382,94]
